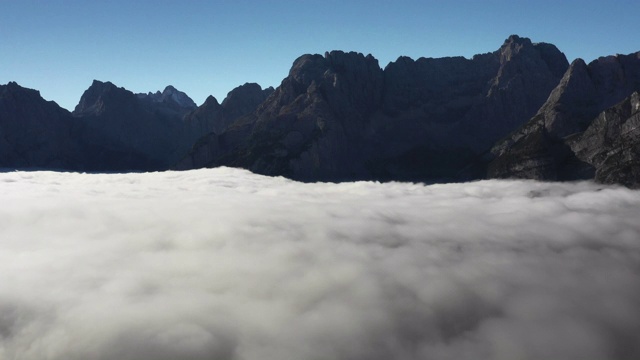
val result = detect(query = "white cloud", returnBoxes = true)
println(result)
[1,168,639,360]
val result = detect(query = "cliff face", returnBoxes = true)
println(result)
[72,80,190,170]
[3,36,638,187]
[137,85,198,110]
[0,82,82,169]
[177,51,386,178]
[569,92,640,187]
[180,35,569,182]
[182,83,273,140]
[0,80,271,172]
[488,52,640,186]
[69,80,272,171]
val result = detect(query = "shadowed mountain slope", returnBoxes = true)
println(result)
[179,35,569,182]
[488,52,640,187]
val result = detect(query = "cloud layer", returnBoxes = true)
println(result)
[1,168,639,360]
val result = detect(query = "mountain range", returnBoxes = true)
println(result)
[1,35,639,187]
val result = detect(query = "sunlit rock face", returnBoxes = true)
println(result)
[1,168,639,360]
[181,35,569,182]
[489,52,640,187]
[0,79,272,172]
[569,91,640,187]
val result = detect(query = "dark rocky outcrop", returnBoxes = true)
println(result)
[221,83,275,125]
[176,83,274,169]
[137,85,197,110]
[3,36,639,187]
[0,82,82,169]
[1,80,271,172]
[488,52,640,186]
[177,51,386,179]
[180,35,569,182]
[182,83,274,139]
[71,81,271,171]
[72,80,191,170]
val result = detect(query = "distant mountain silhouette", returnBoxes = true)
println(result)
[1,35,639,187]
[1,80,271,171]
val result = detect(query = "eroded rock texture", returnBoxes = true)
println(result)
[489,52,640,187]
[181,35,569,182]
[0,82,82,169]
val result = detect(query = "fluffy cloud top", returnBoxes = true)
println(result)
[1,168,639,360]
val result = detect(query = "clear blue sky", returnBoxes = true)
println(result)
[1,0,638,111]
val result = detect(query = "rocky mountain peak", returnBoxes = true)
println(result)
[1,82,65,111]
[73,80,127,115]
[160,85,197,109]
[222,83,266,106]
[221,83,274,121]
[488,50,640,185]
[287,51,383,96]
[589,51,640,107]
[537,53,640,138]
[1,82,80,169]
[2,81,39,98]
[487,35,568,110]
[4,81,24,92]
[288,54,328,90]
[533,42,570,78]
[498,34,535,62]
[324,50,381,72]
[541,58,598,137]
[3,35,637,187]
[505,34,525,43]
[309,50,385,116]
[179,36,570,181]
[136,85,197,110]
[203,95,220,107]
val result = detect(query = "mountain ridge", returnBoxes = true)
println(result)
[488,51,640,186]
[2,35,639,187]
[178,35,572,183]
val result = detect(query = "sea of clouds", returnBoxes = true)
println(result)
[0,167,639,360]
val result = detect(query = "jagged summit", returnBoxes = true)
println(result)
[203,95,220,106]
[2,36,639,187]
[221,83,274,120]
[0,82,80,169]
[137,85,197,109]
[179,35,570,182]
[488,50,640,185]
[498,35,534,60]
[2,81,42,99]
[73,80,125,115]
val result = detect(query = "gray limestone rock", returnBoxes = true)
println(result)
[569,92,640,187]
[488,52,640,185]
